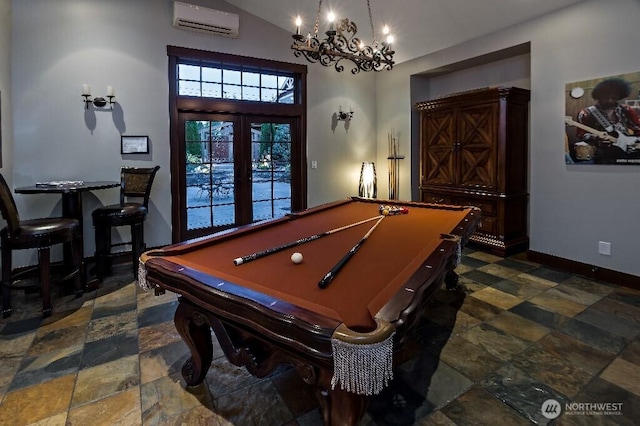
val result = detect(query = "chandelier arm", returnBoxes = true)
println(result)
[299,45,392,65]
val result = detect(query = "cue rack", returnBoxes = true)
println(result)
[387,130,404,200]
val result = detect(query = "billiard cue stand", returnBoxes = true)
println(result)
[387,131,404,200]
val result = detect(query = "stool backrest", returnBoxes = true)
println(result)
[120,166,160,208]
[0,173,21,237]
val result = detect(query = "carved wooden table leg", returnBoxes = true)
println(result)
[445,269,459,290]
[316,370,368,425]
[173,299,213,386]
[328,387,367,425]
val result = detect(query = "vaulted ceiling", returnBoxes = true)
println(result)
[225,0,585,64]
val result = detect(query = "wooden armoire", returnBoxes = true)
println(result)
[416,87,530,256]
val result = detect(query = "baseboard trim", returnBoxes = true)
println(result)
[527,250,639,290]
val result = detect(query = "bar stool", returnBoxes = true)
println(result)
[0,173,83,318]
[92,166,160,281]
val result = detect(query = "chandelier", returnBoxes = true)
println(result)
[291,0,395,74]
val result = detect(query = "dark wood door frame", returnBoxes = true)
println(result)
[167,45,308,243]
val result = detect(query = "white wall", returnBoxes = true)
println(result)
[376,0,640,277]
[306,65,377,205]
[424,54,531,99]
[8,0,377,265]
[0,0,11,182]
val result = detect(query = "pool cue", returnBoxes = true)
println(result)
[318,215,385,289]
[233,215,384,266]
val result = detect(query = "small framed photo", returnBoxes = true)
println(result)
[121,136,149,154]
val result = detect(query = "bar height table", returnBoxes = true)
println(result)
[14,181,120,289]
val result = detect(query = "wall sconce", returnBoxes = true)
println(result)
[358,162,377,199]
[82,84,116,109]
[337,105,354,121]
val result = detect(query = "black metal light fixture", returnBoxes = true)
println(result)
[291,0,394,74]
[337,105,354,121]
[82,84,116,109]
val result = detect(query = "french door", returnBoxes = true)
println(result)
[177,113,300,240]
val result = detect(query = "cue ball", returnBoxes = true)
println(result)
[291,252,303,264]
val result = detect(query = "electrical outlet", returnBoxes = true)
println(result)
[311,161,318,169]
[598,241,611,256]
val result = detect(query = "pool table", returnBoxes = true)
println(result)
[139,197,480,425]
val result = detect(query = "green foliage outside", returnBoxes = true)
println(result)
[257,123,290,170]
[186,121,204,158]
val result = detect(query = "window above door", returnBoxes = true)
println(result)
[177,64,295,104]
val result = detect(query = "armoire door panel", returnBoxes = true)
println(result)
[458,148,495,189]
[457,104,497,189]
[423,115,456,147]
[424,150,456,186]
[421,113,456,186]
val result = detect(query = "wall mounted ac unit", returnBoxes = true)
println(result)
[173,1,239,38]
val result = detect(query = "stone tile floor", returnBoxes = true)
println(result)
[0,249,639,425]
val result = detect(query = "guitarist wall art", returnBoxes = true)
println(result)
[565,74,640,165]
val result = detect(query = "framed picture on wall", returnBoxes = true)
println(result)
[565,71,640,165]
[121,136,149,154]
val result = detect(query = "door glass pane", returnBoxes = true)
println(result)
[251,122,292,221]
[179,80,201,96]
[243,72,260,86]
[202,67,222,82]
[178,64,200,80]
[223,84,241,99]
[243,86,260,101]
[185,120,235,231]
[202,82,222,98]
[261,88,278,102]
[223,69,241,84]
[262,74,278,88]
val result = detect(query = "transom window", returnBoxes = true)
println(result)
[178,64,295,103]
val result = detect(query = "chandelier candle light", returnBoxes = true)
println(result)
[292,0,395,73]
